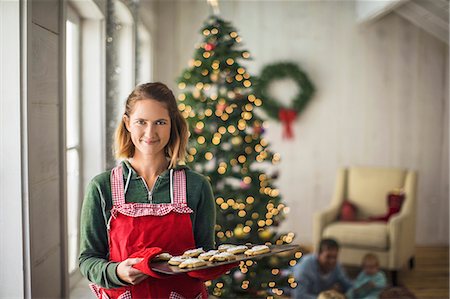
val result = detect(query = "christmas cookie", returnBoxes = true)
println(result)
[153,252,173,262]
[217,244,236,252]
[198,250,218,261]
[168,256,188,266]
[244,245,270,256]
[182,248,205,258]
[209,252,237,262]
[178,258,207,269]
[226,245,248,254]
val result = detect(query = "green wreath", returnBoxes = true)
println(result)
[253,62,315,121]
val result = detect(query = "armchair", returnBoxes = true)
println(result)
[313,167,418,285]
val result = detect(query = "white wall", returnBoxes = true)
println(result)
[0,1,26,297]
[154,1,449,246]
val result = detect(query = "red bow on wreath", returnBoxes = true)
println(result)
[278,108,297,139]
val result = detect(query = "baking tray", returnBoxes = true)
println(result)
[150,244,301,275]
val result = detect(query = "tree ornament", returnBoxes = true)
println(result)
[205,42,216,51]
[234,226,245,239]
[240,181,250,190]
[258,228,273,240]
[253,122,264,135]
[216,102,227,112]
[253,62,315,139]
[233,270,245,282]
[231,136,243,146]
[210,72,219,82]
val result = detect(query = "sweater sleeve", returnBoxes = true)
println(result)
[192,177,216,251]
[336,263,353,292]
[78,179,128,289]
[292,258,318,299]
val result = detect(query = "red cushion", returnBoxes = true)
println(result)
[339,200,357,221]
[369,190,405,222]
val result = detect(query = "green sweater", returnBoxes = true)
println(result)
[78,160,216,288]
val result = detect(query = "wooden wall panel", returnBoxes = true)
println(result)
[28,22,62,298]
[32,0,59,34]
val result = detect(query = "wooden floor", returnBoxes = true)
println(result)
[400,246,449,299]
[71,247,448,299]
[345,246,449,299]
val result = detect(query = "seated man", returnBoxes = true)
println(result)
[292,238,353,299]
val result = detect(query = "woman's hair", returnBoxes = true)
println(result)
[114,82,188,168]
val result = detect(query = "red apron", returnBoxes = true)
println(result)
[90,165,207,299]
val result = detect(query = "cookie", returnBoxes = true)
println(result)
[182,248,205,258]
[153,252,173,262]
[168,256,188,266]
[209,252,237,262]
[178,258,207,269]
[198,250,218,261]
[244,245,271,256]
[226,245,248,254]
[217,244,236,252]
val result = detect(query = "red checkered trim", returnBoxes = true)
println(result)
[110,166,193,217]
[89,284,132,299]
[169,292,203,299]
[89,284,102,299]
[117,290,132,299]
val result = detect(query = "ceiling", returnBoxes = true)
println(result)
[394,0,449,44]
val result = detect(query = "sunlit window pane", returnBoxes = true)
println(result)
[66,15,81,275]
[66,20,80,149]
[66,148,80,273]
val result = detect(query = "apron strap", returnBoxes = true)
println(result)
[111,165,126,207]
[172,169,187,206]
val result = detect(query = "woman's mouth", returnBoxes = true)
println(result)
[142,139,159,144]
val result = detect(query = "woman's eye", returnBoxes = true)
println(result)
[156,120,167,125]
[136,120,146,125]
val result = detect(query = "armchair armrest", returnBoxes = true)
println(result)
[388,211,414,269]
[388,170,417,269]
[313,205,340,251]
[312,168,347,251]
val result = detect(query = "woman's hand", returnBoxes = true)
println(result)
[116,258,149,285]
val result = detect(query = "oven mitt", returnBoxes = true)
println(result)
[129,247,169,279]
[187,262,239,281]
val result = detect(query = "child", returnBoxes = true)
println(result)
[346,253,387,299]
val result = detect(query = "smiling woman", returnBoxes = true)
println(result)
[79,82,236,299]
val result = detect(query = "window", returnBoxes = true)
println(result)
[137,23,152,84]
[65,1,105,290]
[116,0,135,113]
[66,4,81,275]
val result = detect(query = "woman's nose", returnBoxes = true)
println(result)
[145,123,154,135]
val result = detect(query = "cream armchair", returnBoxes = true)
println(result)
[313,167,418,285]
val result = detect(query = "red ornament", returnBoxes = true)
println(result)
[240,181,250,190]
[253,123,263,135]
[204,43,216,51]
[278,108,297,139]
[216,103,227,112]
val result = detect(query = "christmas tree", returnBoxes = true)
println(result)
[176,15,301,298]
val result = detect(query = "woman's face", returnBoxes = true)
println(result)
[125,99,171,158]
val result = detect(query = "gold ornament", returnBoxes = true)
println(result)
[234,226,245,238]
[258,228,273,240]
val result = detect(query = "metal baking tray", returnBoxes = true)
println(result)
[150,244,301,275]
